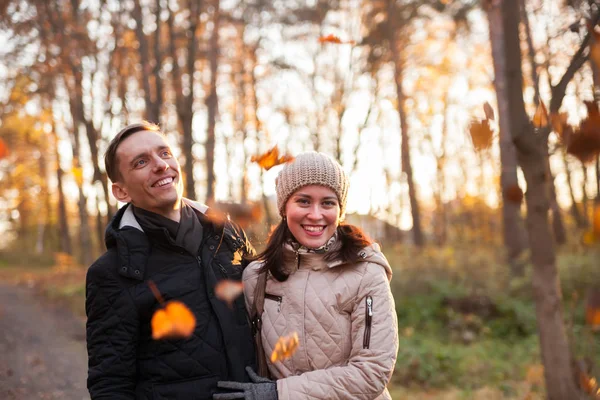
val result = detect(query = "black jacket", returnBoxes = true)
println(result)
[86,200,256,400]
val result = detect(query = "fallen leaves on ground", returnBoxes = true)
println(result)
[270,332,299,363]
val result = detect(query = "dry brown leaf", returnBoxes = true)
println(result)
[504,184,524,204]
[468,119,494,151]
[318,34,355,45]
[270,332,299,363]
[214,279,244,307]
[550,112,569,138]
[483,102,494,121]
[250,146,295,171]
[532,101,549,128]
[567,102,600,163]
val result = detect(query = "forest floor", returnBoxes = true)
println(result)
[0,280,89,400]
[0,263,549,400]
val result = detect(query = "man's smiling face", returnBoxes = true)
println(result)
[111,130,183,220]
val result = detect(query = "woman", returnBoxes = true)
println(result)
[215,152,398,400]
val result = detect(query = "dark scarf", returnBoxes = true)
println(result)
[132,202,204,256]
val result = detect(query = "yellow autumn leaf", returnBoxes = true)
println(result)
[71,166,84,186]
[270,332,299,363]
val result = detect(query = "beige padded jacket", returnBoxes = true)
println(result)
[243,241,398,400]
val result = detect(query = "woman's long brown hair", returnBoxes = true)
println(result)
[248,221,374,282]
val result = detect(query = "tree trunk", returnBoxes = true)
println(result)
[562,150,585,226]
[501,0,581,398]
[205,0,220,205]
[487,0,528,274]
[51,121,72,254]
[581,162,590,225]
[389,27,424,247]
[133,0,159,123]
[168,0,199,200]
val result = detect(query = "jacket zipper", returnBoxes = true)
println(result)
[265,293,282,312]
[363,295,373,349]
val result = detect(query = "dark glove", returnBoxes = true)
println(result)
[213,366,278,400]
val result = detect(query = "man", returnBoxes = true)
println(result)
[86,122,257,399]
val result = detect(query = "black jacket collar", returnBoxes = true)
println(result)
[104,198,229,281]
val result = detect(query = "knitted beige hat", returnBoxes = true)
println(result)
[276,151,349,219]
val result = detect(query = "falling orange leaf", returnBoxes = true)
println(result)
[214,279,244,307]
[148,280,196,340]
[483,102,494,121]
[151,301,196,340]
[468,119,494,151]
[270,332,299,363]
[0,138,9,159]
[532,101,549,128]
[318,34,355,45]
[250,146,294,171]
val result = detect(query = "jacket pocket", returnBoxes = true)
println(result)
[363,295,373,349]
[152,375,219,400]
[265,293,282,313]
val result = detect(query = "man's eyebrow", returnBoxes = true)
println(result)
[128,146,170,166]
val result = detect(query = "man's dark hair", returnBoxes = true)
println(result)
[104,122,162,183]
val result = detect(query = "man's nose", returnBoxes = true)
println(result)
[152,155,169,171]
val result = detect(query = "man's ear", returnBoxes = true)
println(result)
[112,183,131,203]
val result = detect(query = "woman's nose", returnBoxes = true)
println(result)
[306,205,323,219]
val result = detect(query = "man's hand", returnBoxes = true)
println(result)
[213,367,277,400]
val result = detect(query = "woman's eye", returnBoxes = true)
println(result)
[297,199,309,205]
[323,201,336,206]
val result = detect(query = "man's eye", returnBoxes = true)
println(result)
[161,151,171,157]
[135,159,146,167]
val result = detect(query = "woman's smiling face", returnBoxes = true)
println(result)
[284,185,340,249]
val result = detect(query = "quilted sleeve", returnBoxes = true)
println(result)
[86,262,138,400]
[242,261,261,315]
[277,263,398,400]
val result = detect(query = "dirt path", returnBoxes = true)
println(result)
[0,282,89,400]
